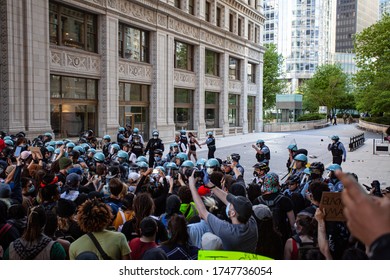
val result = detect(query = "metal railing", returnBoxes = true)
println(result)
[349,133,365,152]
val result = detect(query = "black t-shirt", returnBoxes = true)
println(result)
[253,192,293,242]
[121,217,168,244]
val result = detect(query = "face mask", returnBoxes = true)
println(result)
[154,156,161,162]
[207,168,214,175]
[253,171,259,177]
[134,139,140,143]
[153,136,158,139]
[225,203,231,218]
[28,185,36,194]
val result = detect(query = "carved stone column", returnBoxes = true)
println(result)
[220,53,230,136]
[0,0,52,137]
[256,61,264,132]
[99,14,119,137]
[194,44,206,137]
[241,56,249,134]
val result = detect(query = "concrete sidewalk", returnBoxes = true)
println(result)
[189,126,389,189]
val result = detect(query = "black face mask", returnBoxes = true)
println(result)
[253,171,259,177]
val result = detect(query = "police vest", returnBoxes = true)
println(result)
[207,137,215,147]
[180,135,188,147]
[131,143,143,156]
[331,142,343,156]
[256,146,270,161]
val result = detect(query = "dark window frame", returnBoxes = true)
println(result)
[118,23,149,63]
[174,40,194,71]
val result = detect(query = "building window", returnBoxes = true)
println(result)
[216,6,222,27]
[119,82,150,139]
[247,63,256,83]
[174,0,181,9]
[189,0,195,15]
[175,41,194,71]
[254,26,259,43]
[205,50,220,76]
[238,18,242,36]
[229,13,234,32]
[174,88,193,130]
[205,92,219,128]
[205,1,211,22]
[118,23,149,63]
[229,57,240,80]
[248,23,252,41]
[228,94,240,127]
[49,2,97,52]
[50,75,98,138]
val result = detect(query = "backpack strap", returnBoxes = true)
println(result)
[87,233,111,260]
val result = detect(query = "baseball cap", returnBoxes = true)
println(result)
[226,193,253,222]
[252,204,272,221]
[66,173,81,187]
[201,232,223,250]
[20,151,32,160]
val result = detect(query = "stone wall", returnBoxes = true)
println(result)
[263,119,328,132]
[358,119,389,134]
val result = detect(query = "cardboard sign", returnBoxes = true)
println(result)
[319,192,346,222]
[198,250,273,260]
[28,146,43,159]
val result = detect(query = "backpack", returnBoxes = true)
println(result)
[292,234,318,260]
[256,194,284,233]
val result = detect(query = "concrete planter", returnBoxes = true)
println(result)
[263,119,328,132]
[358,119,389,134]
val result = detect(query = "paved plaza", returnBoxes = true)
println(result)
[191,123,389,188]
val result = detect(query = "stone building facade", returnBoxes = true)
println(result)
[0,0,265,141]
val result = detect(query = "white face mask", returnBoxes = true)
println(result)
[207,168,214,175]
[225,203,231,218]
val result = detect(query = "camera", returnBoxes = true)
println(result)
[185,167,204,179]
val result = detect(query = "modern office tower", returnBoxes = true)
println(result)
[0,0,265,139]
[335,0,379,53]
[263,0,335,93]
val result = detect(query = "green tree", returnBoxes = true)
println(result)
[354,15,390,115]
[263,44,285,110]
[301,64,350,115]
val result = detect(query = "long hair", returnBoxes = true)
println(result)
[133,193,155,232]
[76,198,113,232]
[296,214,317,238]
[23,206,46,242]
[162,214,189,249]
[255,217,283,260]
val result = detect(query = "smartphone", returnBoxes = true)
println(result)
[14,146,22,157]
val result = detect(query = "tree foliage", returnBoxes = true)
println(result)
[301,64,350,114]
[263,44,285,110]
[354,15,390,115]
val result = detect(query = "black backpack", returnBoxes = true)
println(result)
[292,234,319,260]
[256,194,284,233]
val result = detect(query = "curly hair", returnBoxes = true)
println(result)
[76,198,113,232]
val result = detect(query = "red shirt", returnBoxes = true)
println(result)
[129,238,157,260]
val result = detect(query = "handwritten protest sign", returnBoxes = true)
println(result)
[198,250,273,260]
[319,192,346,222]
[28,146,43,159]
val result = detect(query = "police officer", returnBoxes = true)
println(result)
[144,130,164,168]
[327,135,346,165]
[179,130,188,151]
[117,127,128,148]
[102,135,112,157]
[252,139,270,165]
[130,134,144,158]
[200,132,216,159]
[231,153,244,177]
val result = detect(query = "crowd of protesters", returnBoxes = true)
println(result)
[0,127,389,260]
